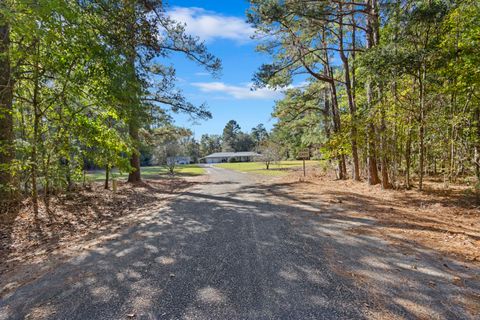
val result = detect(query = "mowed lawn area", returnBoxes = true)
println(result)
[215,160,322,176]
[86,164,205,182]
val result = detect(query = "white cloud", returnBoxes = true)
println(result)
[191,82,287,100]
[167,7,255,43]
[194,72,210,77]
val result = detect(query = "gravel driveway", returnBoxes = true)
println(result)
[1,166,479,319]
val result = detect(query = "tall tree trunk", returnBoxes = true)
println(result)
[405,121,413,189]
[392,81,399,187]
[43,151,50,204]
[127,121,141,183]
[105,165,110,189]
[322,89,331,139]
[31,111,39,217]
[31,39,41,217]
[372,3,389,188]
[418,68,426,191]
[380,98,391,189]
[418,118,425,190]
[0,13,14,208]
[125,1,141,183]
[338,3,360,181]
[449,91,456,181]
[475,104,480,182]
[365,0,380,185]
[391,1,400,188]
[367,124,380,184]
[329,80,347,180]
[341,61,360,181]
[322,27,346,180]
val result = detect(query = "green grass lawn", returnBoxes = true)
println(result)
[85,164,205,182]
[215,160,321,176]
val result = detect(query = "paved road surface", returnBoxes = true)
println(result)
[1,166,479,319]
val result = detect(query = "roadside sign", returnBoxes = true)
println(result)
[297,150,309,160]
[297,149,309,177]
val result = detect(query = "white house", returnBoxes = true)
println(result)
[200,152,260,164]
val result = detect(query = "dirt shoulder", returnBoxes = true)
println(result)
[0,176,204,292]
[278,169,480,264]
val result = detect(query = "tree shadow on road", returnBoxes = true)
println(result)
[1,178,479,319]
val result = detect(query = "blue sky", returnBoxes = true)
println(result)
[164,0,284,138]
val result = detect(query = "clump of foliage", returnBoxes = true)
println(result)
[257,140,282,170]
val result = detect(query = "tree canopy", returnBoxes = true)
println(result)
[0,0,220,215]
[249,0,480,189]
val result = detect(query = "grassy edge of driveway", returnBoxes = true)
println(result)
[215,160,323,176]
[86,164,205,182]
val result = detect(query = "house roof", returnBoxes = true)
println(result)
[204,152,260,158]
